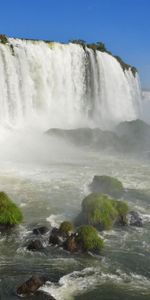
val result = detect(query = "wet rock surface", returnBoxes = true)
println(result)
[27,239,44,251]
[33,226,49,235]
[49,227,66,246]
[17,275,48,296]
[128,211,143,227]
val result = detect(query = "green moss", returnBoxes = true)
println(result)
[81,193,128,230]
[0,34,8,44]
[82,193,118,230]
[90,175,124,198]
[59,221,74,234]
[114,56,137,77]
[76,225,104,252]
[113,199,129,215]
[112,199,129,224]
[0,192,23,225]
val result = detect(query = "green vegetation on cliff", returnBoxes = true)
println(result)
[70,40,137,76]
[0,34,8,44]
[0,33,137,76]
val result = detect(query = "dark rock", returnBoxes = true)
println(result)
[33,226,49,235]
[27,239,44,251]
[49,227,66,246]
[17,275,47,296]
[129,211,143,227]
[63,234,80,253]
[0,224,13,233]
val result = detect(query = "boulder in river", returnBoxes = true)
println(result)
[49,221,74,246]
[89,175,124,198]
[17,275,47,296]
[63,233,80,253]
[128,211,143,227]
[33,226,49,235]
[76,225,104,253]
[76,193,129,230]
[49,227,66,246]
[59,221,74,235]
[27,239,44,251]
[64,226,104,253]
[0,191,23,230]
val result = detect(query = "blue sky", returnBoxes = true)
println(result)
[0,0,149,88]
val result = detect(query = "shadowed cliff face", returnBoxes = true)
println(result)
[46,119,150,158]
[0,119,149,165]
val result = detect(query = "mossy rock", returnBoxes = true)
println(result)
[76,225,104,252]
[90,175,124,198]
[59,221,74,235]
[112,199,129,225]
[81,193,129,230]
[0,192,23,225]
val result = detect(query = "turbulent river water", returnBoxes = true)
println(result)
[0,132,150,300]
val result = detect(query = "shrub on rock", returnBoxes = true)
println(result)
[0,192,23,225]
[112,199,129,225]
[82,193,117,230]
[90,175,124,198]
[76,225,104,252]
[49,221,74,247]
[59,221,74,235]
[81,193,128,230]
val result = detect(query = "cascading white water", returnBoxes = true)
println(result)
[0,38,142,130]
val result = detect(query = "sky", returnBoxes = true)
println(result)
[0,0,149,89]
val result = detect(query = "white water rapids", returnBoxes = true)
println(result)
[0,38,142,130]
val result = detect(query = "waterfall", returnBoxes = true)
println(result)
[0,38,142,130]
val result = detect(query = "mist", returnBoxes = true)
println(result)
[142,90,150,124]
[0,128,87,165]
